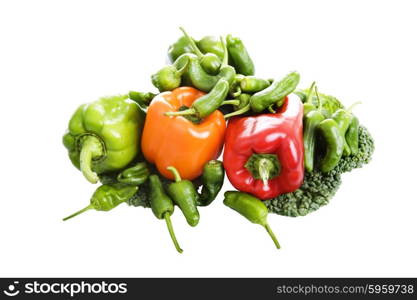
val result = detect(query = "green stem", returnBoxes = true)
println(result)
[164,213,183,253]
[264,223,281,249]
[179,27,203,59]
[347,101,362,112]
[165,108,197,117]
[79,135,104,184]
[224,104,250,119]
[220,36,228,67]
[268,104,276,113]
[221,100,239,106]
[167,166,182,182]
[306,81,316,104]
[314,86,322,111]
[258,158,274,185]
[176,56,190,76]
[232,87,242,98]
[62,204,93,221]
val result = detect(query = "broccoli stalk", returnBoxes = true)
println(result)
[264,126,374,217]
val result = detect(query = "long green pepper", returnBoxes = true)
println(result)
[149,175,183,253]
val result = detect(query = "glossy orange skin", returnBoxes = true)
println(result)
[141,87,226,180]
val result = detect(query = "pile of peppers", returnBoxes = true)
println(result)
[62,28,367,253]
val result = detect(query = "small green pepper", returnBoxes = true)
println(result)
[317,119,344,172]
[240,76,270,93]
[197,160,225,206]
[166,166,200,227]
[197,36,225,60]
[63,184,138,221]
[226,34,255,76]
[167,35,195,63]
[346,115,359,156]
[303,86,325,172]
[223,191,280,249]
[331,109,353,156]
[117,162,150,185]
[173,37,236,92]
[179,27,222,75]
[149,175,183,253]
[151,58,190,92]
[165,78,229,118]
[128,91,156,106]
[62,95,145,184]
[250,71,300,113]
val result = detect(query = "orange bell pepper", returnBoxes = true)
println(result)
[141,87,226,180]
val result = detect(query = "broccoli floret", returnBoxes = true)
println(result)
[264,125,374,217]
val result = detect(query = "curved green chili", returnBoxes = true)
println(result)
[197,160,225,206]
[226,34,255,76]
[224,191,280,249]
[317,119,344,173]
[149,175,183,253]
[240,76,270,93]
[250,71,300,113]
[117,162,150,185]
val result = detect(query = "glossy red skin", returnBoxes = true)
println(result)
[223,94,304,200]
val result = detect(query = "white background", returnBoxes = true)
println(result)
[1,0,416,277]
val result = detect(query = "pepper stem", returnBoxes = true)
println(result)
[314,86,322,111]
[263,223,281,249]
[220,36,228,67]
[179,27,204,59]
[268,104,276,113]
[347,101,362,112]
[165,108,197,117]
[258,158,275,186]
[164,213,183,253]
[221,100,240,106]
[175,56,190,76]
[224,104,250,119]
[167,166,182,182]
[79,135,104,184]
[232,87,242,98]
[306,81,316,104]
[62,204,93,221]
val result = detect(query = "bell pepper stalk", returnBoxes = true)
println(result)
[223,94,304,200]
[141,87,226,180]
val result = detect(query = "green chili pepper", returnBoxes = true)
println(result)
[331,109,353,156]
[240,76,270,93]
[149,175,183,253]
[317,119,344,172]
[167,35,195,63]
[117,162,150,185]
[63,184,138,221]
[197,160,225,206]
[62,95,145,184]
[173,37,236,92]
[128,91,156,106]
[166,166,200,227]
[151,58,190,92]
[223,191,280,249]
[250,71,300,113]
[346,114,359,156]
[196,36,225,60]
[226,34,255,76]
[179,27,222,75]
[165,78,229,118]
[304,85,325,172]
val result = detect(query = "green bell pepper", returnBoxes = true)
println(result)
[62,95,146,184]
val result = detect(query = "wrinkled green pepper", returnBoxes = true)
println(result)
[226,34,255,76]
[166,166,200,227]
[63,184,138,221]
[62,95,146,184]
[149,174,183,253]
[117,162,150,185]
[197,160,225,206]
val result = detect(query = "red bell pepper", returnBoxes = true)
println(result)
[223,94,304,200]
